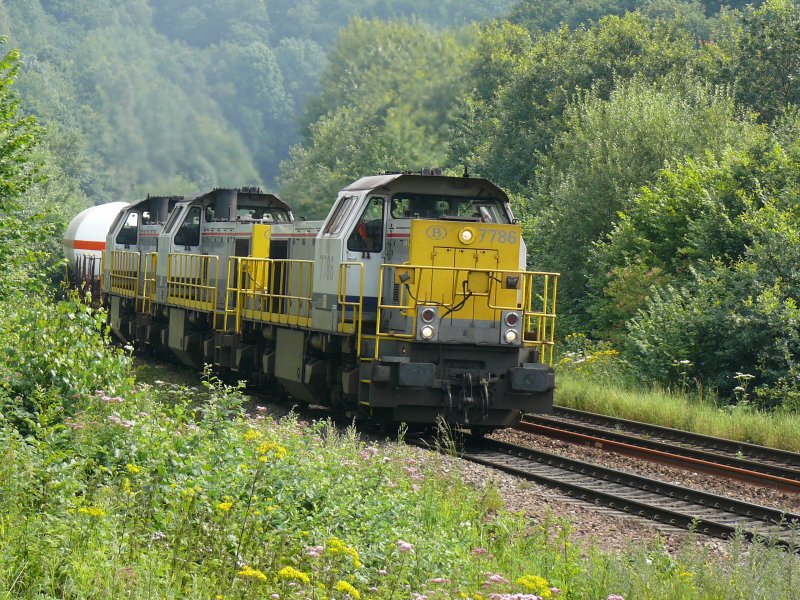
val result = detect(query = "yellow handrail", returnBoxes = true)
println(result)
[167,253,219,312]
[235,258,314,328]
[139,252,157,313]
[338,262,364,357]
[376,263,559,364]
[108,250,141,299]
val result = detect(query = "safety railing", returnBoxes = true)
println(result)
[139,252,158,313]
[232,258,314,328]
[108,250,141,299]
[376,263,559,364]
[338,262,365,357]
[223,257,245,332]
[167,253,219,312]
[521,271,558,365]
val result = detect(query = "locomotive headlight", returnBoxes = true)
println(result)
[504,312,520,327]
[459,227,475,244]
[421,307,436,323]
[504,329,519,344]
[420,324,436,340]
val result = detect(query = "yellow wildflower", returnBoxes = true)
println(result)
[256,441,287,460]
[126,463,141,474]
[335,580,361,599]
[516,575,551,598]
[244,429,262,441]
[679,571,694,579]
[216,501,233,513]
[277,566,310,584]
[77,506,106,518]
[237,565,267,582]
[326,537,362,569]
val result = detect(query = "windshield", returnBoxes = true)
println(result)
[235,205,289,222]
[389,193,510,224]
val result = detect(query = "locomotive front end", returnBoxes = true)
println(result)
[364,176,558,430]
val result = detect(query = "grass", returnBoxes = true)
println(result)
[555,371,800,452]
[3,298,800,599]
[2,369,800,599]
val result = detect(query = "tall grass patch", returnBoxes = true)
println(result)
[2,299,800,598]
[556,372,800,452]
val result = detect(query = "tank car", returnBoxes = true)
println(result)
[63,201,130,293]
[88,174,558,431]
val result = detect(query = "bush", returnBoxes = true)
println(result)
[0,295,132,433]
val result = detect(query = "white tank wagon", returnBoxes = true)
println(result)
[63,201,130,279]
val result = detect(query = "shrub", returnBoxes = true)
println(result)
[0,295,132,433]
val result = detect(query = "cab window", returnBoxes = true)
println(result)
[323,195,357,235]
[164,206,184,234]
[389,194,510,223]
[174,206,202,247]
[116,212,138,246]
[347,197,385,254]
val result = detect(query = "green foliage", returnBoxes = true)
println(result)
[508,0,755,33]
[3,366,800,598]
[279,18,472,215]
[459,11,725,193]
[527,78,748,331]
[589,135,800,400]
[734,0,800,123]
[0,44,40,207]
[0,295,132,433]
[626,244,800,401]
[556,333,629,383]
[2,0,514,201]
[0,40,54,298]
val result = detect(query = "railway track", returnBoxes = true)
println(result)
[520,407,800,492]
[449,436,800,551]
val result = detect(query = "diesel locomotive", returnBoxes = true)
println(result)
[65,173,559,431]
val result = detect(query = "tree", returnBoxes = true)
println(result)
[280,18,472,215]
[526,78,750,331]
[458,11,724,192]
[734,0,800,123]
[0,41,46,297]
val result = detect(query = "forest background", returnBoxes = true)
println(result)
[2,0,800,409]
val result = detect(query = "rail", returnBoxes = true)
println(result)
[338,262,365,357]
[139,252,157,313]
[446,436,800,551]
[520,407,800,491]
[167,253,218,312]
[108,250,141,299]
[375,263,558,363]
[234,257,314,328]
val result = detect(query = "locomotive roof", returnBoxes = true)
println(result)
[343,174,509,201]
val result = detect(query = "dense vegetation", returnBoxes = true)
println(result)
[0,0,512,200]
[3,2,800,598]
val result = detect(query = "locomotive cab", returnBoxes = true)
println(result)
[309,173,558,430]
[152,188,292,366]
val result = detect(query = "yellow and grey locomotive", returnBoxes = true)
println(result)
[67,173,558,431]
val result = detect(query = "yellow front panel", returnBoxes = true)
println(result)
[408,220,522,321]
[251,224,271,258]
